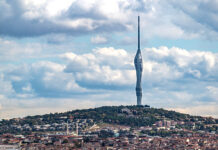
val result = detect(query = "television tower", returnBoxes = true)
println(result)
[134,16,143,105]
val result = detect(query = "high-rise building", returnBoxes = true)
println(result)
[134,16,143,106]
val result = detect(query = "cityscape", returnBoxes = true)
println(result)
[0,0,218,149]
[0,106,217,149]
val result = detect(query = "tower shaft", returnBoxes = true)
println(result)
[134,16,143,106]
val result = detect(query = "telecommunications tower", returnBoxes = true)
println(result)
[134,16,143,105]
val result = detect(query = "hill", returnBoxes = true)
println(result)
[0,105,217,134]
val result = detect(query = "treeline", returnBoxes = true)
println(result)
[0,105,217,134]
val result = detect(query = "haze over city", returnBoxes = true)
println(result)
[0,0,218,119]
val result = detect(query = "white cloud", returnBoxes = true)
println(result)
[94,47,127,57]
[206,86,218,101]
[143,47,218,81]
[0,74,15,96]
[1,0,218,39]
[0,38,44,62]
[63,47,135,88]
[0,46,218,118]
[1,0,218,119]
[22,83,32,92]
[25,46,217,97]
[91,35,107,44]
[171,103,218,118]
[30,61,87,94]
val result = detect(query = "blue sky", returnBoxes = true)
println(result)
[0,0,218,119]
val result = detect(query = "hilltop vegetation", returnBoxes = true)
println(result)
[0,105,217,134]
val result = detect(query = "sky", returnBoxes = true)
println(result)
[0,0,218,119]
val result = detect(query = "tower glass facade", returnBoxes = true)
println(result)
[134,16,143,106]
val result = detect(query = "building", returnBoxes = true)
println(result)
[0,145,19,150]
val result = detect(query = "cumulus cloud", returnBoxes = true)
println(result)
[0,37,77,64]
[1,0,218,119]
[62,47,135,89]
[0,0,130,37]
[169,0,218,39]
[0,46,218,118]
[0,0,218,39]
[4,61,87,98]
[91,35,107,44]
[144,47,218,81]
[60,46,218,105]
[0,38,41,62]
[3,46,218,99]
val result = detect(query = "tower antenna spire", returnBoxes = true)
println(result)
[138,16,140,50]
